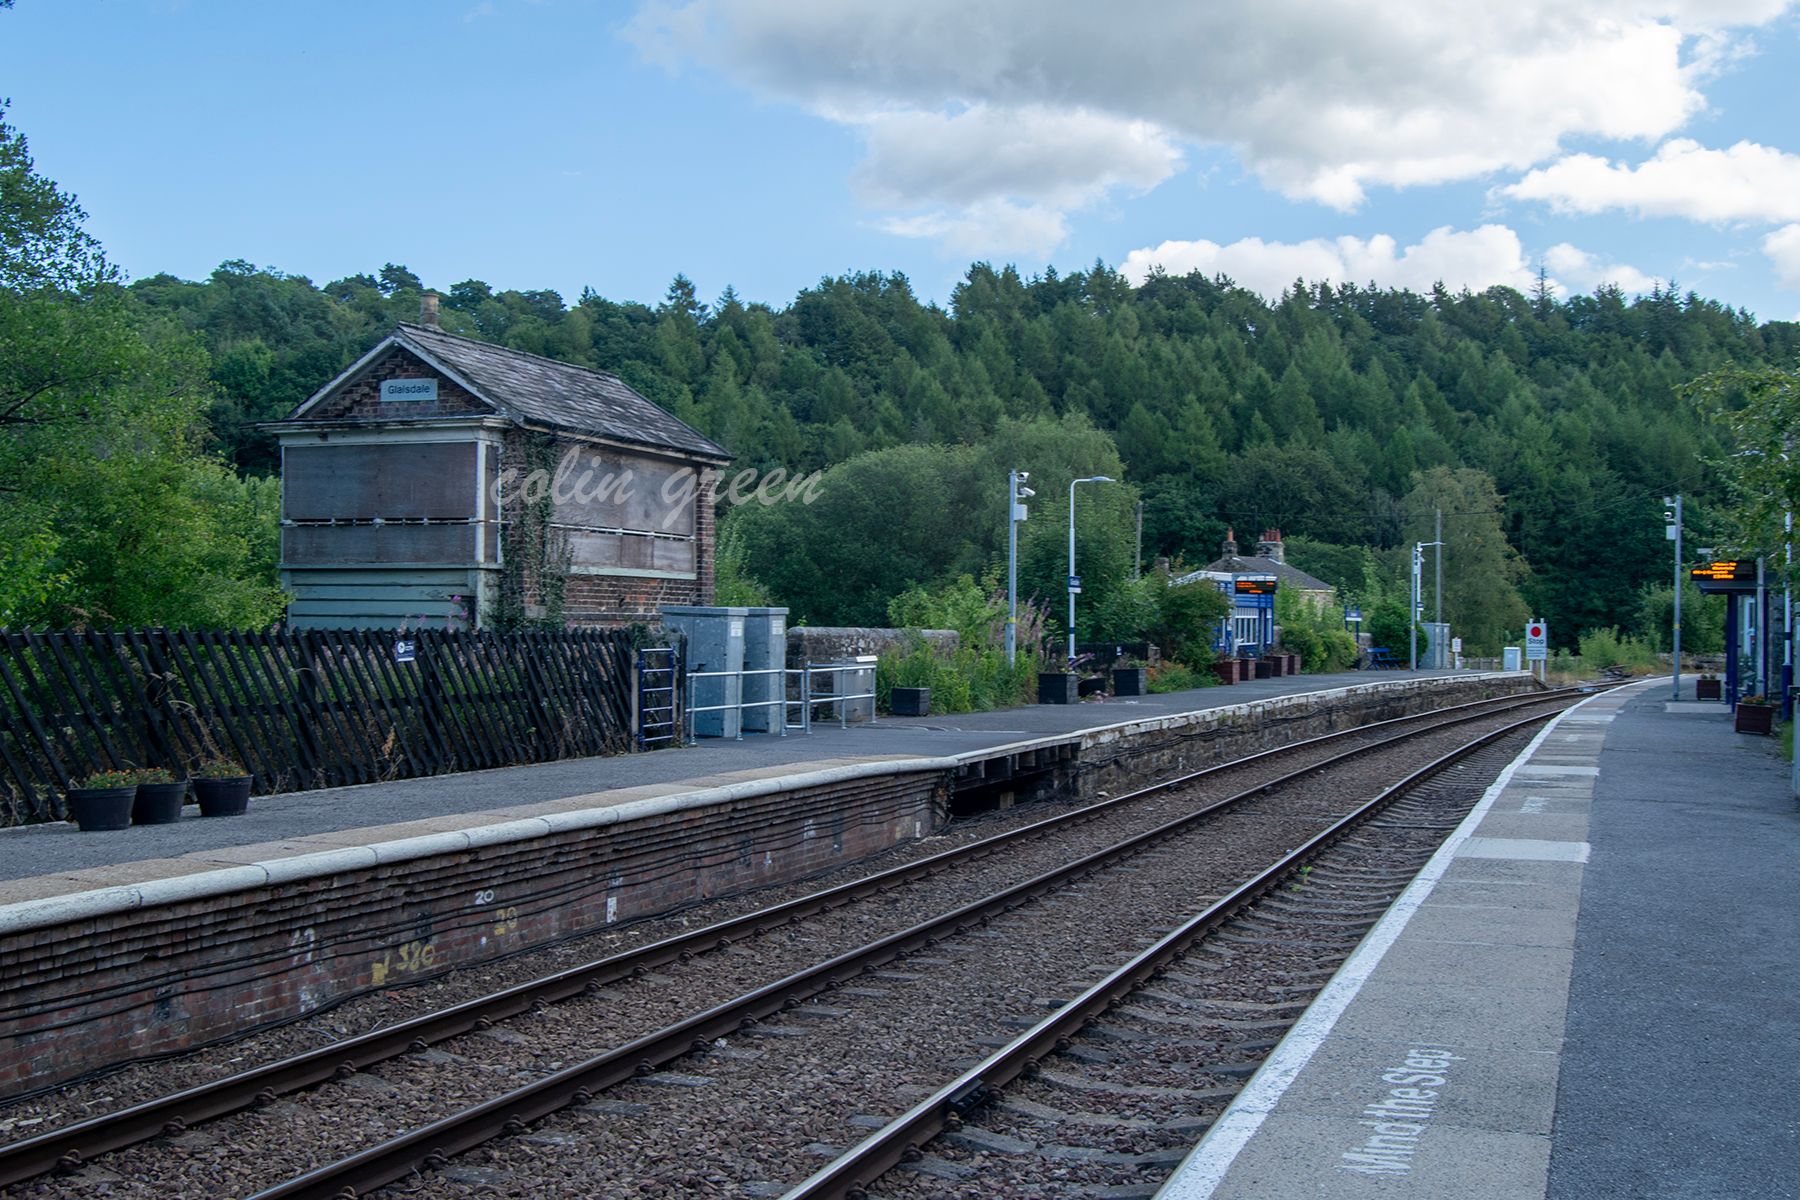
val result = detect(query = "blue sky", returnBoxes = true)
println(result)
[5,1,1800,319]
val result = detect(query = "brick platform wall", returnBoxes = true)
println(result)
[0,769,945,1097]
[0,675,1536,1097]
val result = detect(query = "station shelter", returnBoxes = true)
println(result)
[1690,557,1787,709]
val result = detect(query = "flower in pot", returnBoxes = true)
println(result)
[129,767,189,825]
[191,759,253,817]
[64,769,139,832]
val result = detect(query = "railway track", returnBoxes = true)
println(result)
[793,721,1546,1199]
[0,685,1592,1198]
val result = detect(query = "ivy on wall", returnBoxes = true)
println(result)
[491,433,572,630]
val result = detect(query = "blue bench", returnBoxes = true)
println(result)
[1365,647,1399,670]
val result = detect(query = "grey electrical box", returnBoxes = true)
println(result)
[661,605,750,738]
[1424,621,1451,669]
[740,606,790,732]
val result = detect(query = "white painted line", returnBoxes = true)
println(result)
[1514,765,1600,776]
[1152,679,1651,1199]
[1457,836,1591,863]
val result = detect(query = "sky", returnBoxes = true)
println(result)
[4,1,1800,319]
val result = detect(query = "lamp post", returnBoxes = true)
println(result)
[1410,538,1443,672]
[1005,470,1034,667]
[1068,475,1115,665]
[1666,495,1682,700]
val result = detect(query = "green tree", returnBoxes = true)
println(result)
[1401,467,1531,654]
[0,106,285,627]
[1688,364,1799,577]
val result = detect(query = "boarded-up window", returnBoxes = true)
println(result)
[548,446,695,538]
[283,525,476,565]
[285,443,478,521]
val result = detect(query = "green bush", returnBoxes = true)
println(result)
[1576,626,1660,672]
[1148,661,1210,692]
[876,635,1036,714]
[1153,580,1230,665]
[1365,596,1417,656]
[1276,587,1362,672]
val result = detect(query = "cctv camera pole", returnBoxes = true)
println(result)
[1434,508,1443,668]
[1006,470,1026,667]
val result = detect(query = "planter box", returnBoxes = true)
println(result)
[1112,667,1148,696]
[193,776,252,816]
[1210,661,1236,685]
[66,786,135,832]
[1262,656,1286,677]
[1696,678,1722,700]
[1038,672,1080,705]
[132,780,188,825]
[889,686,931,717]
[1734,703,1774,735]
[1234,658,1253,682]
[1253,660,1274,679]
[1285,653,1302,675]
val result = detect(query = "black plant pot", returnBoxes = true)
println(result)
[66,786,136,832]
[193,776,252,817]
[133,781,189,825]
[890,686,931,717]
[1111,667,1148,697]
[1038,672,1079,705]
[1696,678,1722,700]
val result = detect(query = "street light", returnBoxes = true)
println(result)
[1068,475,1116,665]
[1410,539,1443,672]
[1005,471,1034,667]
[1665,495,1681,700]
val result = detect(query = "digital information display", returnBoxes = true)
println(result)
[1690,560,1758,592]
[1233,577,1277,596]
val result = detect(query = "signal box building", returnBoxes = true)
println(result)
[269,298,731,630]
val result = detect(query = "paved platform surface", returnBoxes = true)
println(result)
[1157,676,1800,1200]
[0,669,1470,899]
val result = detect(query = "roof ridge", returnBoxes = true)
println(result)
[395,321,632,388]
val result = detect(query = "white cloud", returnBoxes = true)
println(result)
[852,106,1181,210]
[627,0,1794,248]
[1120,224,1540,298]
[1543,243,1660,293]
[1765,225,1800,288]
[876,199,1070,258]
[1504,139,1800,223]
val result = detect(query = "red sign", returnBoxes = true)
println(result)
[1529,624,1543,637]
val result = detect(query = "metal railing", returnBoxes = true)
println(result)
[790,659,879,733]
[681,658,879,741]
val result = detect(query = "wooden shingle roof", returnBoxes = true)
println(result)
[288,323,730,462]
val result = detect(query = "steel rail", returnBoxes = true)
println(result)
[0,684,1574,1188]
[242,692,1584,1200]
[781,709,1563,1200]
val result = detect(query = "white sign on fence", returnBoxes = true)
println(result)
[1525,620,1549,662]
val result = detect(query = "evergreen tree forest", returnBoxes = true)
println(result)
[8,103,1797,647]
[116,255,1797,650]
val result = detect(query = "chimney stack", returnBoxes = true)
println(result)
[1255,528,1285,563]
[1221,527,1238,558]
[420,292,440,328]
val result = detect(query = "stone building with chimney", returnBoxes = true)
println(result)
[1201,528,1335,605]
[1170,528,1337,656]
[268,296,731,630]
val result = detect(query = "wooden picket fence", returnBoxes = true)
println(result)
[0,627,643,825]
